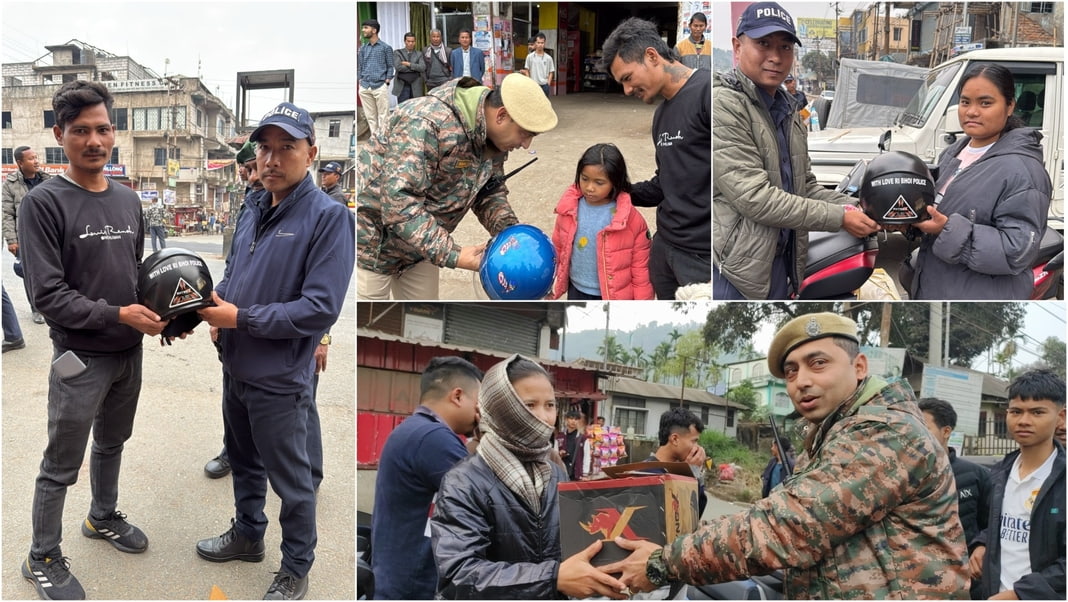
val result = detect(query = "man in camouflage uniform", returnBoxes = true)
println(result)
[604,312,969,599]
[356,72,558,300]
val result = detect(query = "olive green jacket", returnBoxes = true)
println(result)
[712,68,849,299]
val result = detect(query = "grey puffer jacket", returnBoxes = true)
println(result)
[2,170,52,245]
[430,453,567,600]
[912,127,1052,299]
[713,69,850,299]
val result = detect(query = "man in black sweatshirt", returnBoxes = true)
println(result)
[602,18,711,300]
[17,80,168,601]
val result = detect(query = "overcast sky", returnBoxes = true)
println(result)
[567,302,1066,375]
[1,1,355,121]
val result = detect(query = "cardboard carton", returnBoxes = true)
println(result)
[558,461,698,566]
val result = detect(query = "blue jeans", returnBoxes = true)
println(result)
[149,226,167,252]
[540,83,551,97]
[31,346,143,557]
[224,377,317,578]
[2,286,23,342]
[648,234,712,299]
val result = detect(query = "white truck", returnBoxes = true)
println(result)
[807,47,1063,231]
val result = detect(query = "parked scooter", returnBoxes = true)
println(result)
[798,159,878,299]
[686,571,784,600]
[357,511,373,600]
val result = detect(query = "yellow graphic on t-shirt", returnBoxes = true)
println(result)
[578,236,589,249]
[1026,488,1040,511]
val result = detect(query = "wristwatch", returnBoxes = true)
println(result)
[320,334,332,346]
[646,547,670,588]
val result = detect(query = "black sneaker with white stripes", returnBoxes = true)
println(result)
[81,510,149,553]
[21,554,85,600]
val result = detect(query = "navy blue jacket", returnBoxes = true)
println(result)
[372,406,468,600]
[216,174,354,393]
[974,444,1065,599]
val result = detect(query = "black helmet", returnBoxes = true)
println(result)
[859,151,935,225]
[138,248,214,337]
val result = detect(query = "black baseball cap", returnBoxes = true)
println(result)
[736,2,802,46]
[318,161,343,175]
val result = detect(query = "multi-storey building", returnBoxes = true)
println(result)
[2,40,239,225]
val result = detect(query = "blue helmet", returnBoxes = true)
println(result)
[478,224,556,300]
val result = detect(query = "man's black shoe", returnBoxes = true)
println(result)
[21,554,85,600]
[196,520,265,563]
[3,338,25,353]
[204,455,231,479]
[263,570,309,600]
[32,312,45,324]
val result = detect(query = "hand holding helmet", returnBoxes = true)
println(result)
[138,248,215,343]
[859,151,936,228]
[478,224,556,300]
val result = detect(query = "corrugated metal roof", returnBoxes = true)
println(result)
[603,376,749,410]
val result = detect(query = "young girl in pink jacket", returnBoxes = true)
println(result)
[550,144,653,300]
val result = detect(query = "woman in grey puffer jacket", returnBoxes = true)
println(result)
[910,64,1051,299]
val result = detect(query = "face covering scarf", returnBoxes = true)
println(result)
[476,354,555,513]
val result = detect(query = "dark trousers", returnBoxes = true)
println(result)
[31,346,142,557]
[223,376,317,579]
[713,256,792,300]
[397,83,414,104]
[648,234,711,300]
[2,285,23,341]
[567,281,601,300]
[217,373,324,489]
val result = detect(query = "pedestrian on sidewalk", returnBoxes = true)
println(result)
[359,19,394,140]
[3,144,51,324]
[2,285,25,352]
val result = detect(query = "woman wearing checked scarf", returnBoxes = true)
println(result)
[430,355,629,599]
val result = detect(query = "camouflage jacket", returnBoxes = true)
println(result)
[357,77,517,275]
[664,377,969,599]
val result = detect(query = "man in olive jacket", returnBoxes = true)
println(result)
[712,2,878,299]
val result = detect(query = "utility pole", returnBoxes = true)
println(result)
[929,302,943,367]
[880,303,892,347]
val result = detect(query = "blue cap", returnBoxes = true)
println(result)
[318,161,343,175]
[736,2,802,46]
[250,102,316,145]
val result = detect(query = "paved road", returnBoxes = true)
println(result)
[1,233,355,600]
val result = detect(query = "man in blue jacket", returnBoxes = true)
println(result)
[970,370,1065,600]
[196,101,355,600]
[372,356,483,599]
[451,29,486,82]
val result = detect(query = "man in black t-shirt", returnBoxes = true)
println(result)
[602,18,711,299]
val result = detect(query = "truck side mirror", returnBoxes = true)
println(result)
[878,130,891,152]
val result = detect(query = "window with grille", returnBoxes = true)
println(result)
[113,108,128,131]
[110,147,119,164]
[613,407,647,436]
[2,149,12,164]
[329,119,341,137]
[154,148,167,166]
[45,147,68,164]
[1030,2,1054,13]
[2,111,10,129]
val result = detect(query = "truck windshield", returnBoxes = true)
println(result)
[897,62,962,128]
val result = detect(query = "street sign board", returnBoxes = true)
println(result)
[920,365,983,435]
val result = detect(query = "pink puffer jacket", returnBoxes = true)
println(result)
[550,185,653,300]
